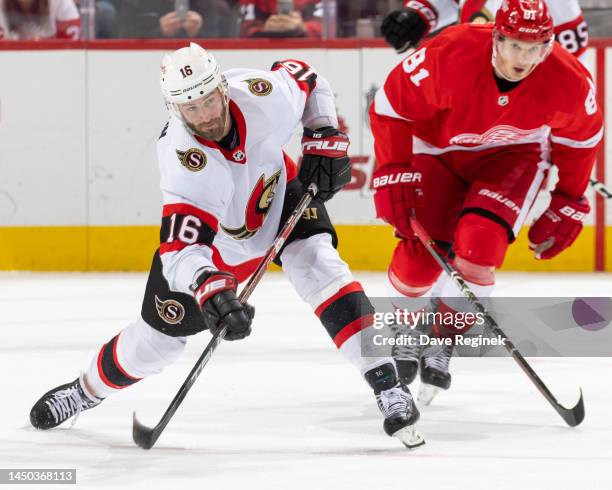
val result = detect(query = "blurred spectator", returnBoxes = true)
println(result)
[336,0,387,38]
[117,0,234,38]
[239,0,322,38]
[0,0,9,38]
[73,0,117,39]
[1,0,80,39]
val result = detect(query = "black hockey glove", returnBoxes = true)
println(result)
[192,270,254,341]
[299,127,351,202]
[381,7,429,53]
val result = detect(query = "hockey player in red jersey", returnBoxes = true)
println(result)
[371,0,603,403]
[29,43,425,448]
[382,0,589,63]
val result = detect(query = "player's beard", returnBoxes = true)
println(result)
[188,102,230,141]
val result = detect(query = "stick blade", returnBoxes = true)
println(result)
[132,412,158,450]
[558,389,585,427]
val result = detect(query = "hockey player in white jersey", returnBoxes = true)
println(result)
[382,0,588,62]
[29,43,424,448]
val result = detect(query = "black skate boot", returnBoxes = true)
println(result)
[364,363,425,449]
[391,324,424,385]
[419,342,454,406]
[30,375,102,430]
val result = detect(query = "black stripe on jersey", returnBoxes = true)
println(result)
[159,203,218,255]
[271,59,318,96]
[318,291,374,340]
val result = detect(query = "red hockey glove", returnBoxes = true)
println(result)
[192,270,254,341]
[299,127,351,202]
[372,164,423,238]
[528,193,590,260]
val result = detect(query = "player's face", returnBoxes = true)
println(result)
[177,89,229,141]
[493,35,551,82]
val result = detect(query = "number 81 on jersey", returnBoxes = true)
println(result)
[402,48,430,87]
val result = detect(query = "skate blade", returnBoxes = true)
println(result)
[418,383,442,406]
[392,425,426,449]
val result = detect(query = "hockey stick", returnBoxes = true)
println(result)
[409,213,585,427]
[590,178,612,199]
[132,183,319,449]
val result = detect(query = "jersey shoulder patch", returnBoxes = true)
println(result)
[157,117,227,177]
[225,68,275,98]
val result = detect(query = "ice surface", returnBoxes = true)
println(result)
[1,272,611,489]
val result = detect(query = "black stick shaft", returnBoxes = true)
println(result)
[133,184,318,449]
[409,214,584,427]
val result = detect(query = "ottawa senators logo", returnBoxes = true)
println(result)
[176,148,207,172]
[245,78,273,96]
[155,296,185,325]
[221,170,281,240]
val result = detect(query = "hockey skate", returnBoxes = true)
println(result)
[391,324,426,385]
[391,324,424,385]
[418,342,454,406]
[30,375,102,430]
[365,363,425,449]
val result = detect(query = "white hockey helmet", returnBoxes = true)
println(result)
[160,42,228,118]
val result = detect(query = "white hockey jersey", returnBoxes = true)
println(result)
[157,61,337,295]
[404,0,588,60]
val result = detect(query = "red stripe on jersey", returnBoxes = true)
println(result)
[314,281,364,317]
[283,152,298,182]
[96,345,123,390]
[271,59,317,97]
[405,0,439,33]
[211,245,263,284]
[333,314,375,348]
[112,333,142,382]
[159,241,208,255]
[162,203,219,231]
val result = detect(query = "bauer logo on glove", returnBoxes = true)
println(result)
[528,193,590,260]
[372,171,422,188]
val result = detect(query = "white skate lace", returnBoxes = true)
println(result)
[45,385,96,427]
[422,344,453,373]
[376,385,411,419]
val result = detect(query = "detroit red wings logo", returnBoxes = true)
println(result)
[221,170,281,240]
[449,125,542,145]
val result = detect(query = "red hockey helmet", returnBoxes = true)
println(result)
[495,0,553,43]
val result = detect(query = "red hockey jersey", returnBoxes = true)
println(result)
[370,23,603,200]
[404,0,588,60]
